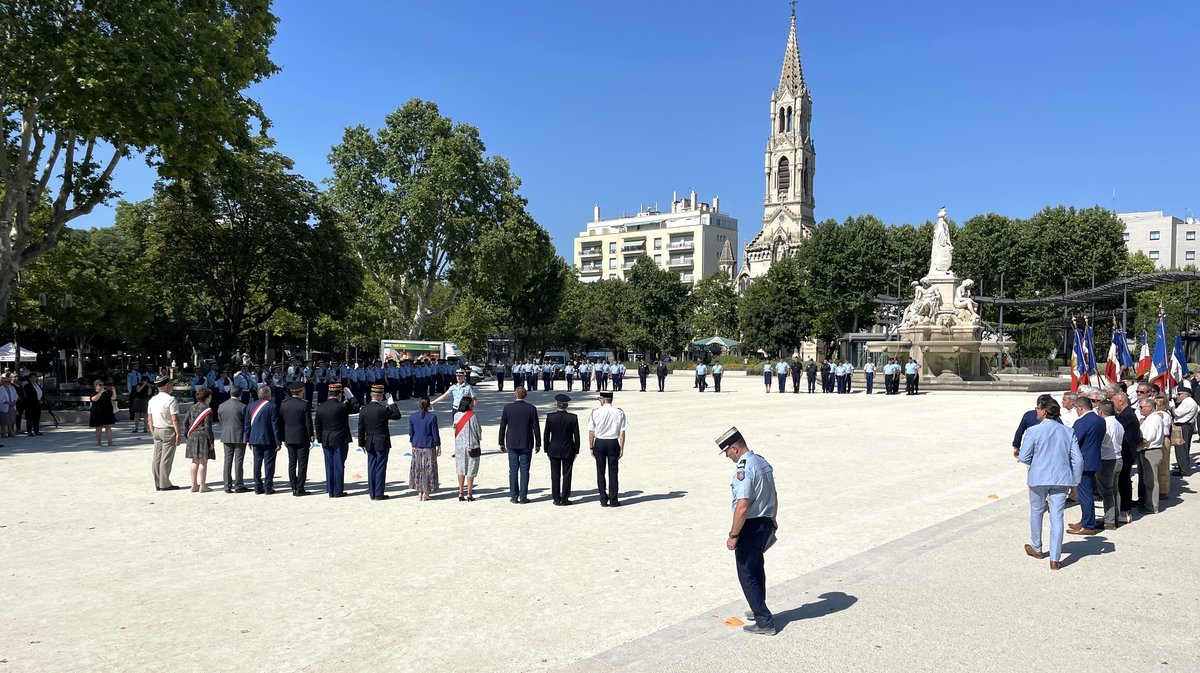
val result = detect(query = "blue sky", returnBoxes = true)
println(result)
[77,0,1200,262]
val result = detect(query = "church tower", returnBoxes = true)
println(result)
[738,7,816,291]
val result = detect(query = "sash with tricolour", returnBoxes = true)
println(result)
[454,410,474,437]
[187,406,213,437]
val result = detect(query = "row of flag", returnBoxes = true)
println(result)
[1072,314,1190,395]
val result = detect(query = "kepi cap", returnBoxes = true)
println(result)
[154,375,172,386]
[599,391,613,400]
[328,383,343,393]
[287,381,306,391]
[554,393,570,404]
[716,426,744,452]
[371,384,386,394]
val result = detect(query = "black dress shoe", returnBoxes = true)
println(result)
[609,500,621,507]
[562,499,573,506]
[375,494,389,500]
[155,487,163,491]
[600,500,610,507]
[510,497,519,504]
[519,498,530,504]
[224,487,233,494]
[294,489,309,497]
[333,492,346,498]
[265,489,276,495]
[162,485,182,491]
[234,486,249,493]
[255,489,264,495]
[553,499,563,506]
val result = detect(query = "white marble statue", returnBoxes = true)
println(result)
[954,278,978,315]
[928,205,953,276]
[901,280,942,327]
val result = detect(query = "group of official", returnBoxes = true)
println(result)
[1013,379,1197,569]
[0,370,48,443]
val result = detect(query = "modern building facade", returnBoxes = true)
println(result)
[1119,210,1199,269]
[573,191,738,286]
[737,8,816,292]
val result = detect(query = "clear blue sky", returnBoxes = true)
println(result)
[76,0,1200,263]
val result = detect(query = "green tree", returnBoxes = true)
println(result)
[796,215,893,344]
[578,279,630,352]
[738,256,808,356]
[326,99,529,338]
[622,256,690,358]
[143,142,359,360]
[0,0,278,328]
[688,272,739,341]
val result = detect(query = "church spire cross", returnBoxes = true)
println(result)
[778,5,806,94]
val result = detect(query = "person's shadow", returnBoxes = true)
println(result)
[1060,536,1116,567]
[773,591,858,631]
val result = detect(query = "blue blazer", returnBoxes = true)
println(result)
[1072,410,1105,472]
[1012,409,1038,449]
[409,411,441,448]
[1020,419,1084,487]
[243,399,280,446]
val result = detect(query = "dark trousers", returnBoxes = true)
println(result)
[1077,469,1097,529]
[913,374,920,394]
[614,374,622,391]
[639,374,648,392]
[366,448,389,498]
[807,375,815,393]
[712,374,720,392]
[820,374,829,392]
[582,374,591,391]
[25,404,41,434]
[508,448,532,499]
[567,374,574,391]
[1118,444,1135,512]
[544,373,553,390]
[1175,423,1194,475]
[657,375,666,392]
[777,373,787,392]
[792,375,801,393]
[323,444,348,496]
[251,444,277,492]
[223,443,246,489]
[496,372,505,392]
[736,517,775,630]
[286,442,310,492]
[550,455,575,502]
[594,438,621,503]
[865,372,874,394]
[529,374,537,391]
[905,373,916,394]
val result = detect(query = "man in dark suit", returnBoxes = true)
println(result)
[315,382,360,498]
[805,359,817,393]
[499,386,541,503]
[22,372,45,436]
[819,360,831,393]
[244,385,281,494]
[544,393,581,506]
[655,360,668,393]
[637,361,650,392]
[217,387,248,493]
[790,357,803,393]
[357,383,402,500]
[1112,391,1141,524]
[278,381,315,496]
[1068,397,1105,535]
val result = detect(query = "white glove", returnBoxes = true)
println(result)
[385,393,395,405]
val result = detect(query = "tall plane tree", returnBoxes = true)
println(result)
[0,0,278,328]
[327,99,528,338]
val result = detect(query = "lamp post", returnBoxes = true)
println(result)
[38,292,73,385]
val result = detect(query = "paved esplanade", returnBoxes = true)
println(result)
[1,377,1196,672]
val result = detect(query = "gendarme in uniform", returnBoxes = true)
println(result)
[717,426,778,636]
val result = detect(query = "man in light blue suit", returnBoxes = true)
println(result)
[1019,396,1083,570]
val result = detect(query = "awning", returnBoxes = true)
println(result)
[0,342,38,362]
[692,335,739,348]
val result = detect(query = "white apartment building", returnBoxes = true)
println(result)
[573,190,739,286]
[1119,210,1199,269]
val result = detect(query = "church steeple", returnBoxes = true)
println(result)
[777,8,806,96]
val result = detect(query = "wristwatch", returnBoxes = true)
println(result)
[728,532,739,539]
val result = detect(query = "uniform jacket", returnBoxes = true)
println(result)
[357,401,402,451]
[277,395,314,445]
[314,397,360,447]
[217,398,247,445]
[637,363,649,378]
[1072,410,1105,472]
[243,399,280,447]
[805,363,817,377]
[499,399,541,450]
[656,363,668,377]
[543,410,580,458]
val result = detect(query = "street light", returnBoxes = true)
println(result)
[39,292,73,385]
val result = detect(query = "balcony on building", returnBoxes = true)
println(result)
[579,245,602,258]
[580,264,602,275]
[668,255,694,267]
[668,237,694,250]
[620,239,647,253]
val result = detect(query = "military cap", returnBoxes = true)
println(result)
[715,427,744,452]
[327,382,343,393]
[154,375,173,386]
[554,393,570,404]
[599,391,613,400]
[287,381,306,392]
[371,384,386,394]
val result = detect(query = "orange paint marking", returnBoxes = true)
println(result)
[723,617,745,627]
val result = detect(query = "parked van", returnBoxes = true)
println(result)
[585,350,616,363]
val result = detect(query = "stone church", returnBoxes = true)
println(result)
[735,8,816,293]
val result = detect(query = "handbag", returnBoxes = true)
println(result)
[1170,423,1183,448]
[468,447,481,458]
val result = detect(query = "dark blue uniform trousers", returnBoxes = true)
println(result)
[508,448,532,499]
[865,372,874,394]
[367,448,389,499]
[251,444,277,493]
[777,373,787,392]
[323,443,348,496]
[1077,470,1097,529]
[736,517,775,630]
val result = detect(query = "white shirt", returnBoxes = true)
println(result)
[1139,412,1165,449]
[587,404,627,440]
[1060,406,1079,428]
[148,391,180,430]
[1101,416,1124,461]
[1173,395,1198,424]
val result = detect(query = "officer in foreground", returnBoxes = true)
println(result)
[718,426,778,636]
